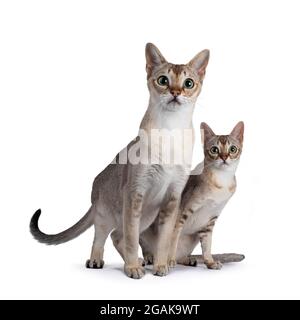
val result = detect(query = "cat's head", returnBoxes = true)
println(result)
[201,122,244,171]
[146,43,209,110]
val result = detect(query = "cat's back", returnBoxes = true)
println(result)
[91,163,125,204]
[91,137,142,203]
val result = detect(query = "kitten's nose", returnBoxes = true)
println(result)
[220,154,229,162]
[170,89,181,97]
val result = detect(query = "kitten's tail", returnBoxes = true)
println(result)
[192,253,245,264]
[30,207,94,245]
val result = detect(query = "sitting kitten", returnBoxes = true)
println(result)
[168,121,244,269]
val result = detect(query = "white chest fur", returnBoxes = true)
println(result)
[183,169,236,234]
[140,102,195,167]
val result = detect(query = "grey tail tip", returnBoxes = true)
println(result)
[31,209,42,226]
[29,208,59,246]
[231,253,245,261]
[237,254,246,261]
[30,209,43,237]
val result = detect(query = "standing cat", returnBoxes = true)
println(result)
[141,122,244,269]
[30,43,210,278]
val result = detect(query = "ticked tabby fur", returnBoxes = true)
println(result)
[141,122,245,268]
[30,43,210,278]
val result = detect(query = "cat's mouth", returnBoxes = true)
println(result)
[220,161,228,166]
[168,97,181,105]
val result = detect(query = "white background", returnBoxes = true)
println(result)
[0,0,299,300]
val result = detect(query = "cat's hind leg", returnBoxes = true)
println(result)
[86,214,113,269]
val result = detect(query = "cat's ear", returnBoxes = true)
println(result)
[230,121,244,144]
[200,122,215,144]
[188,50,210,81]
[145,43,167,77]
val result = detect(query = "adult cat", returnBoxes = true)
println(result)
[30,43,209,278]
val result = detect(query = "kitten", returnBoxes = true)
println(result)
[30,43,210,278]
[140,122,244,269]
[168,121,244,268]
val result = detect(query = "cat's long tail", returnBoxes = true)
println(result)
[30,207,94,245]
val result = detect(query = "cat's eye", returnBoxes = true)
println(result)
[229,145,238,154]
[184,78,194,89]
[157,76,169,86]
[210,146,219,154]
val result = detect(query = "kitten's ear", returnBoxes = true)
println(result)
[200,122,215,144]
[145,43,167,77]
[230,121,244,143]
[188,49,210,81]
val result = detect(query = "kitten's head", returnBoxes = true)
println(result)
[201,122,244,171]
[145,43,209,110]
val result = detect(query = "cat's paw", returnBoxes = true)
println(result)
[177,256,198,267]
[124,264,145,279]
[86,259,104,269]
[168,259,177,268]
[186,257,198,267]
[205,260,222,270]
[143,254,154,265]
[153,264,170,277]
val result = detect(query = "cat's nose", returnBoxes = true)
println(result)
[220,154,229,162]
[170,89,181,97]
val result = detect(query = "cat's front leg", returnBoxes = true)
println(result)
[153,192,180,276]
[123,191,146,279]
[140,228,156,265]
[168,207,196,267]
[168,222,184,268]
[199,217,222,270]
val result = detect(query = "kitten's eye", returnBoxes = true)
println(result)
[184,78,194,89]
[210,146,219,154]
[230,145,238,154]
[157,76,169,86]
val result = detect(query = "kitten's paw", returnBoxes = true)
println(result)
[177,256,198,267]
[138,258,146,267]
[85,259,104,269]
[186,257,198,267]
[124,264,145,279]
[153,264,170,277]
[205,260,222,270]
[143,254,154,265]
[168,259,177,268]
